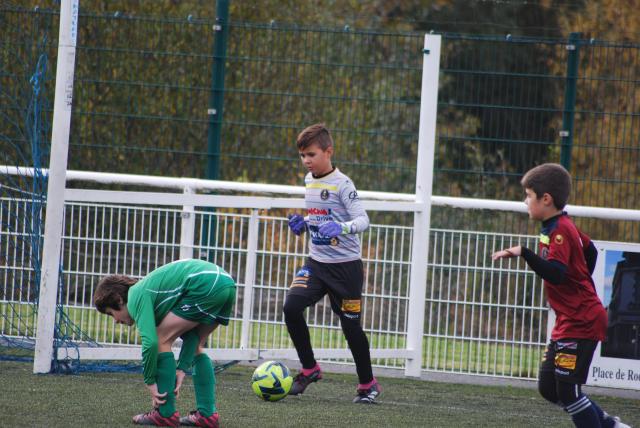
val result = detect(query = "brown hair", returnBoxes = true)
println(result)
[296,123,334,151]
[94,275,138,313]
[521,163,571,209]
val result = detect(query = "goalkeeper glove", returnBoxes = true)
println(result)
[318,221,346,238]
[288,214,307,236]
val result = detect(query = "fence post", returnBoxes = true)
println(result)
[33,0,79,374]
[206,0,229,181]
[404,34,441,378]
[179,187,195,260]
[203,0,229,259]
[560,32,581,170]
[240,209,259,350]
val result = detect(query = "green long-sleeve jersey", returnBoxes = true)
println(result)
[126,259,234,384]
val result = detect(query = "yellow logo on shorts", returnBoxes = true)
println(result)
[555,353,576,370]
[341,299,361,313]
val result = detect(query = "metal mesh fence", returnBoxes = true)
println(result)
[4,8,639,223]
[3,7,640,209]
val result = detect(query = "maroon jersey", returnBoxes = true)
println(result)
[539,213,607,341]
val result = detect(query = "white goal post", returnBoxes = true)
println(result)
[33,0,79,374]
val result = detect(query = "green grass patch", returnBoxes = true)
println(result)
[1,360,639,427]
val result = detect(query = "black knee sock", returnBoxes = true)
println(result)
[558,382,601,428]
[284,294,316,369]
[565,395,601,428]
[340,316,373,384]
[589,399,616,428]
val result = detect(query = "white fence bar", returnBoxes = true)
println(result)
[63,189,422,212]
[5,166,640,221]
[0,166,413,202]
[179,187,195,260]
[71,346,258,361]
[405,34,441,377]
[240,209,259,350]
[33,0,79,374]
[70,346,412,361]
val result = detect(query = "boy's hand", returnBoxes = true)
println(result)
[319,221,343,238]
[288,214,306,235]
[491,246,521,261]
[145,383,167,407]
[174,369,186,398]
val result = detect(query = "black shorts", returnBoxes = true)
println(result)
[287,258,364,319]
[539,339,598,384]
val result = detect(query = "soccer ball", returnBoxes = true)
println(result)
[251,360,293,401]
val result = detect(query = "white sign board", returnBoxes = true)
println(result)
[587,241,640,390]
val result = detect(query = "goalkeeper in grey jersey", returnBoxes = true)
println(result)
[285,123,381,404]
[94,259,235,427]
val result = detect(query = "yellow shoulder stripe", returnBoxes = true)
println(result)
[539,234,550,245]
[306,182,338,191]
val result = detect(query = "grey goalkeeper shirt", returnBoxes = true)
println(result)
[304,168,369,263]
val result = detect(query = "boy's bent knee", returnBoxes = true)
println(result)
[538,380,559,404]
[537,368,559,404]
[283,294,311,317]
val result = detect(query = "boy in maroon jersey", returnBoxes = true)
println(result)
[492,163,629,428]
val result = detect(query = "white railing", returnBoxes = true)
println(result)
[0,191,540,375]
[5,165,640,381]
[0,168,625,383]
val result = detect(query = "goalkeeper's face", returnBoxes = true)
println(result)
[299,142,333,176]
[106,305,134,326]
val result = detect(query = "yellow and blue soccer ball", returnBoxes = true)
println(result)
[251,360,293,401]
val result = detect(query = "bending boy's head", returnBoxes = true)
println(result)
[521,163,571,210]
[94,274,137,313]
[296,123,334,151]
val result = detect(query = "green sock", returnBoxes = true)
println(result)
[156,352,176,417]
[177,329,200,371]
[193,353,216,416]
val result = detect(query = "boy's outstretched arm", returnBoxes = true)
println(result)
[491,246,522,260]
[492,245,567,285]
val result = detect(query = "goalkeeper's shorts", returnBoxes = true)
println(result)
[288,257,363,320]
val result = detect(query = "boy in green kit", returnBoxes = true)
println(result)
[94,258,236,427]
